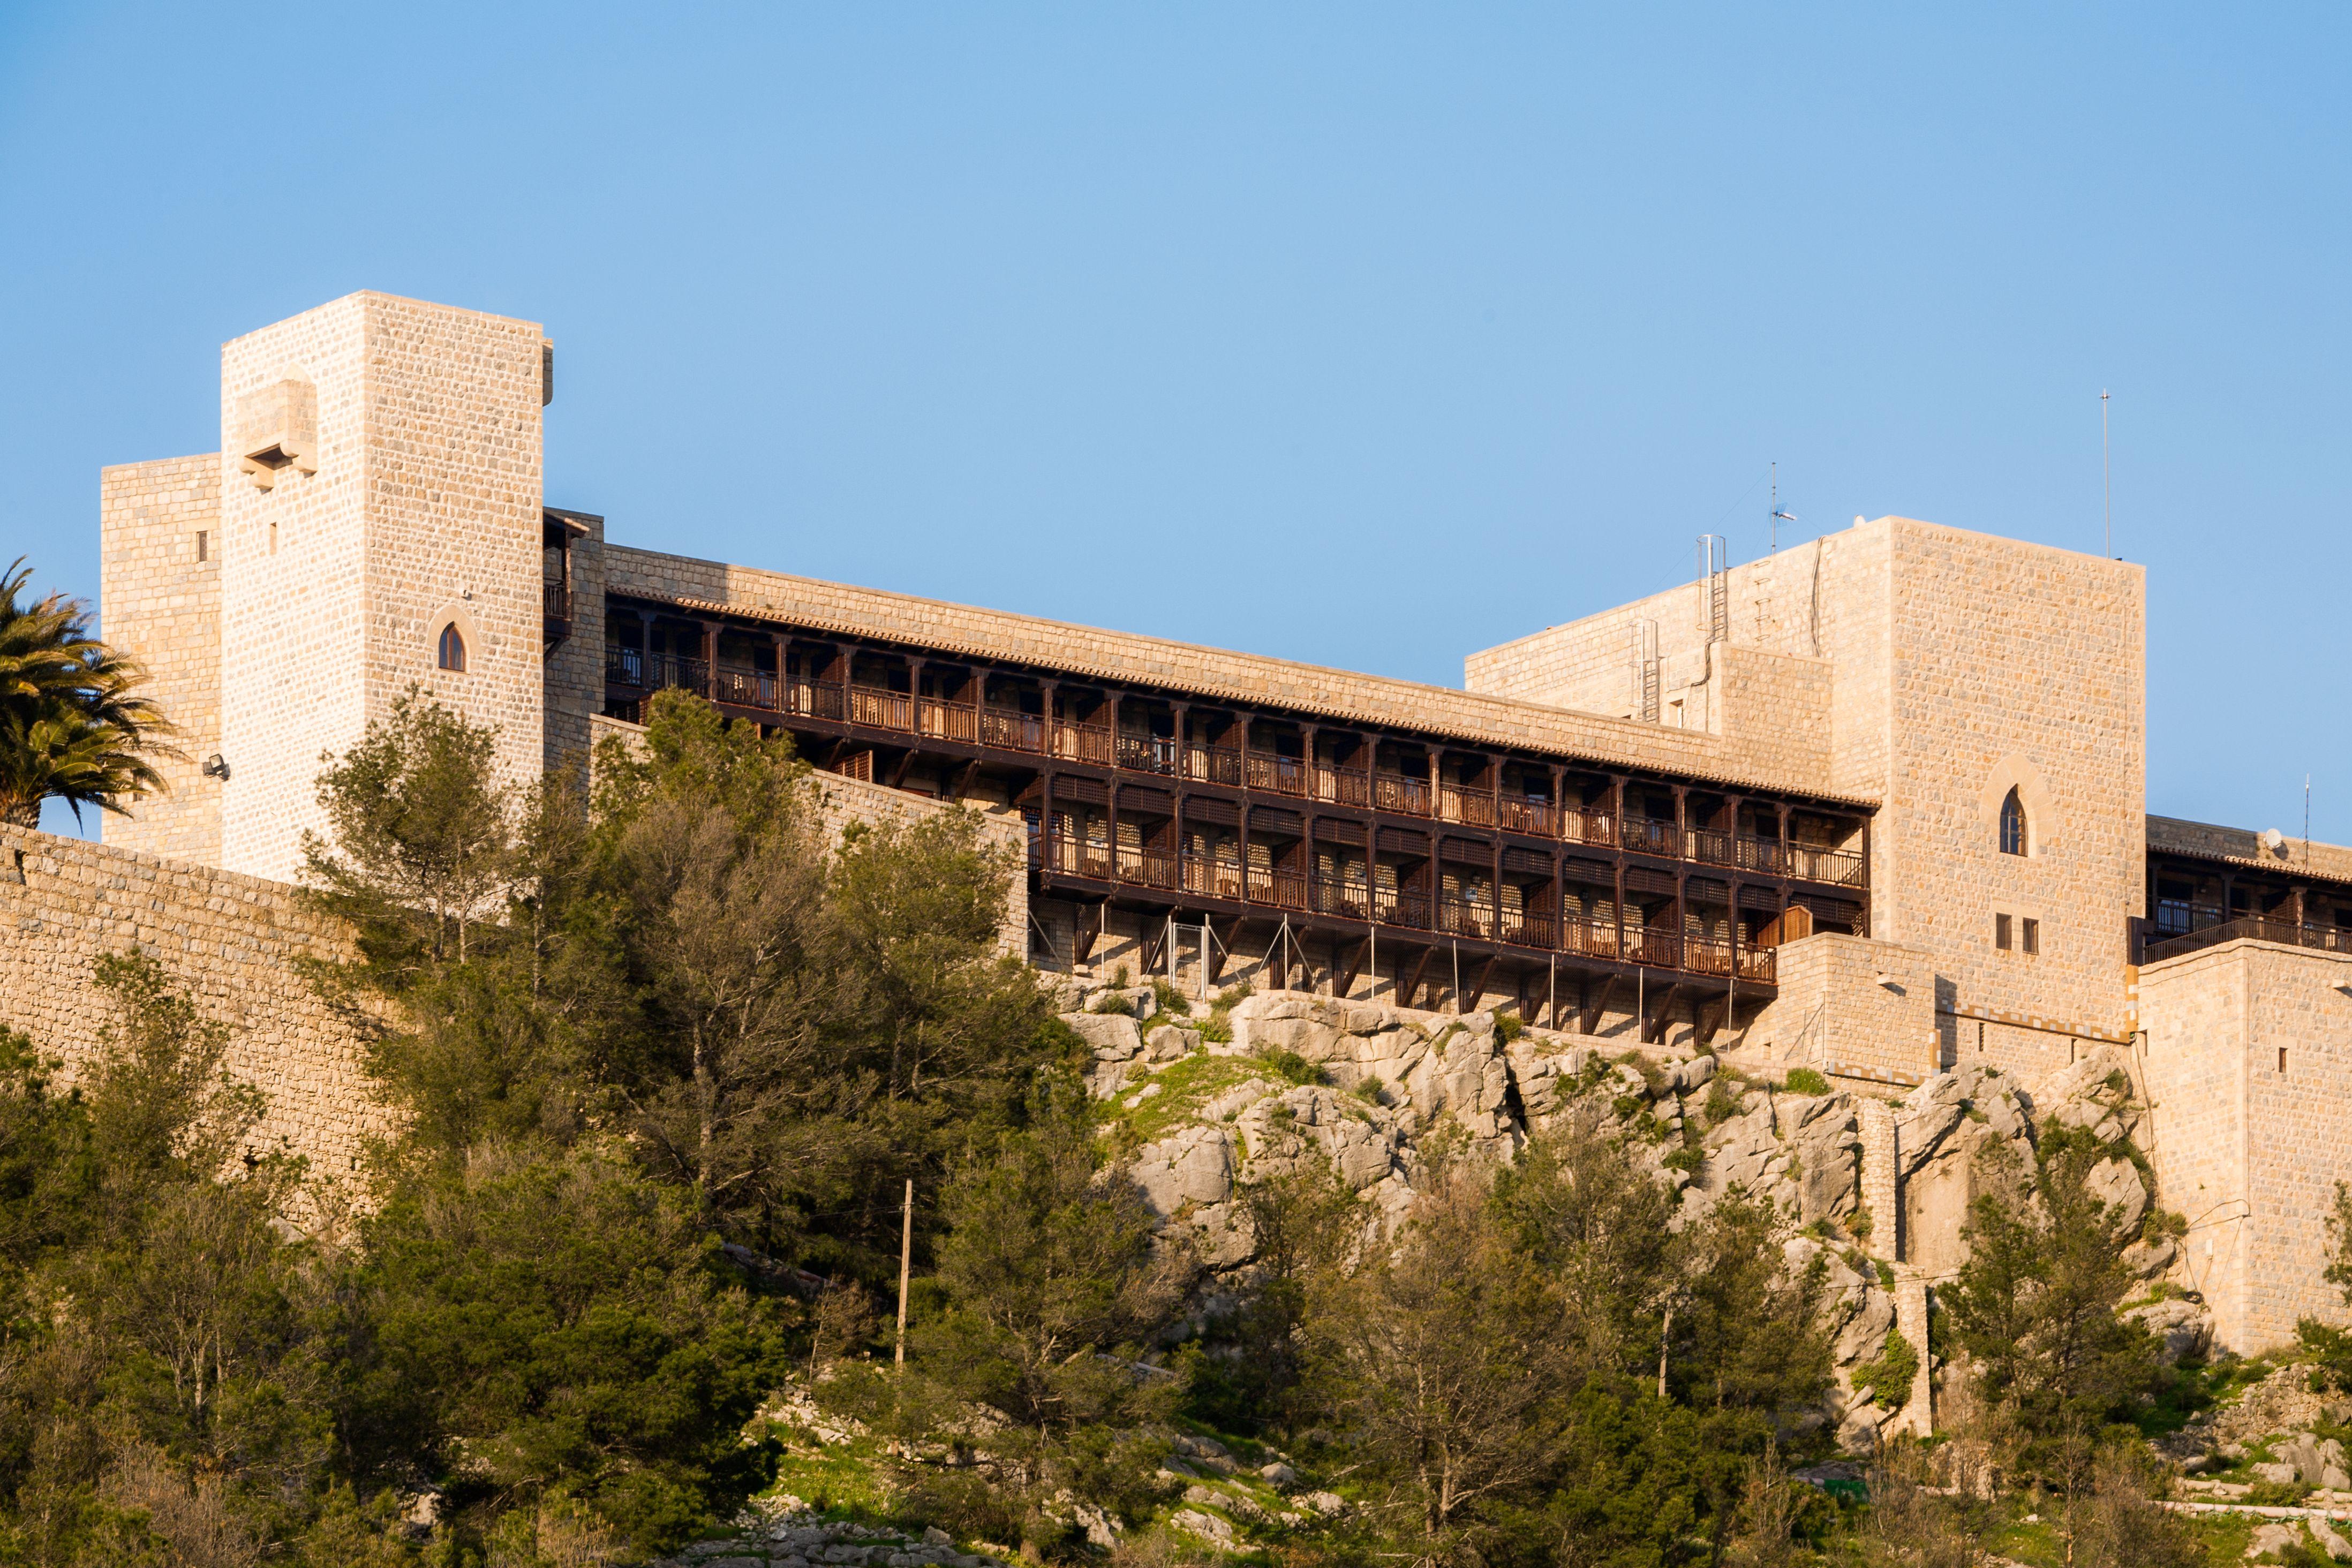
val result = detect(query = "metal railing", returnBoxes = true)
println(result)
[2143,915,2352,966]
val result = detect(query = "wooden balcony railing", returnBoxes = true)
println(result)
[1372,885,1434,930]
[1053,719,1115,767]
[1561,809,1617,848]
[608,640,1861,901]
[1313,876,1373,921]
[1436,895,1495,940]
[1246,863,1313,911]
[1183,744,1245,788]
[1375,773,1431,817]
[981,707,1046,753]
[1117,734,1179,775]
[545,583,572,624]
[1246,751,1309,798]
[2143,915,2352,967]
[1316,766,1373,809]
[1181,853,1247,902]
[1622,816,1678,857]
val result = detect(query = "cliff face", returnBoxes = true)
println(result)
[1061,982,2199,1452]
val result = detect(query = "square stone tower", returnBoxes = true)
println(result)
[203,292,547,883]
[1466,516,2147,1068]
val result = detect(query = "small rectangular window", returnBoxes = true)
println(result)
[2022,918,2040,955]
[2280,1047,2289,1075]
[195,530,208,562]
[1995,913,2012,950]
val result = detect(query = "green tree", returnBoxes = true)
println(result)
[1314,1173,1575,1561]
[0,954,330,1567]
[344,1139,790,1557]
[893,1079,1190,1537]
[1940,1129,2162,1481]
[0,556,177,828]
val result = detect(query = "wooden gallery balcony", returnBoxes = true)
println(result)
[602,599,1873,1038]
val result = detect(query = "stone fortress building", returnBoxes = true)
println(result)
[32,289,2352,1359]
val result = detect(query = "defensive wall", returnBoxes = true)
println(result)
[0,825,385,1181]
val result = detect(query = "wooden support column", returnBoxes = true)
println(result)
[1401,945,1436,1011]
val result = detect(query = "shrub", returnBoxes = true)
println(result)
[1353,1079,1384,1105]
[1661,1145,1703,1175]
[1494,1010,1526,1044]
[1784,1068,1829,1095]
[1196,1011,1234,1045]
[1151,979,1192,1018]
[1855,1331,1921,1408]
[1256,1050,1325,1088]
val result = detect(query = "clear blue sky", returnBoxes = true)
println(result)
[5,4,2347,841]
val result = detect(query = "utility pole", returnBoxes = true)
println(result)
[894,1178,914,1366]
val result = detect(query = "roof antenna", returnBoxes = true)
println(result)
[2306,775,2312,870]
[1770,461,1797,552]
[2102,389,2112,559]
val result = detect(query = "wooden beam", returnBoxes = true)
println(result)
[1205,918,1233,986]
[1400,945,1437,1011]
[1139,918,1167,980]
[1696,992,1728,1050]
[887,748,918,790]
[952,758,983,801]
[1075,901,1107,967]
[1641,982,1680,1045]
[1335,936,1370,999]
[1579,975,1614,1037]
[1465,953,1498,1014]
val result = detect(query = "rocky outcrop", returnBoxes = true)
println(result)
[1058,983,2200,1454]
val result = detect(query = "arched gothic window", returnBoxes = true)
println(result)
[438,623,467,673]
[1999,787,2027,856]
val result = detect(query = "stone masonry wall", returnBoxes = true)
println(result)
[0,825,383,1182]
[598,547,1846,802]
[217,292,545,885]
[1746,931,1937,1088]
[99,454,223,864]
[217,295,371,883]
[1881,521,2144,1045]
[2135,936,2352,1353]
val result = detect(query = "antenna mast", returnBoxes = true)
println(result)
[1769,462,1797,553]
[2102,389,2112,558]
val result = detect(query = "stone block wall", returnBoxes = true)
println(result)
[99,454,223,864]
[216,292,545,885]
[1746,931,1937,1088]
[0,825,383,1182]
[2141,936,2352,1353]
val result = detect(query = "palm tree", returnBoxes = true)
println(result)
[0,557,178,828]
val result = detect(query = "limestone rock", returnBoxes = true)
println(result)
[2085,1156,2150,1231]
[1132,1126,1235,1216]
[1143,1023,1200,1062]
[2124,1296,2212,1362]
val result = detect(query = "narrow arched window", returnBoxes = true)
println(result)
[1999,787,2027,856]
[438,623,467,673]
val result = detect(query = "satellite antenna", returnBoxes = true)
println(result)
[1769,462,1798,551]
[2260,827,2286,855]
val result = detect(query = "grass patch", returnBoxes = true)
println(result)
[1784,1067,1829,1095]
[1100,1053,1293,1147]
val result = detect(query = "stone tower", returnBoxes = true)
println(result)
[104,292,549,882]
